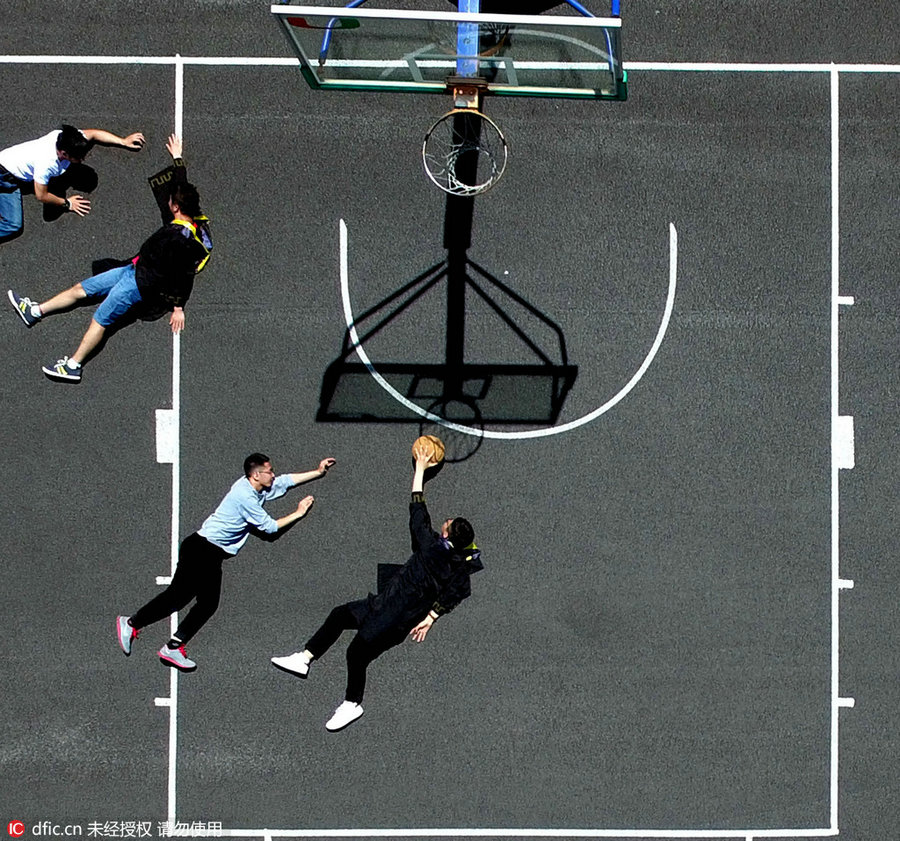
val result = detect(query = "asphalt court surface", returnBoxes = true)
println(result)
[1,2,899,839]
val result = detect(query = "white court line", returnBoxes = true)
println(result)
[625,61,900,73]
[165,56,185,827]
[175,54,184,138]
[0,55,899,74]
[828,66,847,833]
[339,220,677,439]
[0,55,298,66]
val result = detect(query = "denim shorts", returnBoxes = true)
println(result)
[0,170,24,243]
[81,263,143,327]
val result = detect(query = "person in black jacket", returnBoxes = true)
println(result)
[271,439,483,732]
[6,134,211,383]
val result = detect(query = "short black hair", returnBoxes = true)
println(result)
[171,182,201,219]
[448,517,475,550]
[56,125,92,160]
[244,453,270,477]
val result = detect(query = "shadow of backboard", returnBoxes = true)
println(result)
[318,360,577,424]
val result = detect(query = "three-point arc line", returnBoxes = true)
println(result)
[339,219,678,439]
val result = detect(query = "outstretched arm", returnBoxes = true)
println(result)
[274,495,315,530]
[148,134,188,223]
[411,440,432,494]
[81,129,146,150]
[166,133,183,161]
[33,181,90,214]
[289,457,336,486]
[409,442,438,550]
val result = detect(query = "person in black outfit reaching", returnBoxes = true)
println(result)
[271,439,483,732]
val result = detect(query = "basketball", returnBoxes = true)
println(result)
[412,434,445,467]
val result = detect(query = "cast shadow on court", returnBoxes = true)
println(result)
[317,187,578,461]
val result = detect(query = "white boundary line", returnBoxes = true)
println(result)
[0,56,898,73]
[829,65,840,832]
[338,219,678,439]
[828,67,857,831]
[625,61,900,73]
[166,55,185,826]
[0,52,865,839]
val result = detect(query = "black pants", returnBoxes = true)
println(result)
[305,602,393,704]
[130,532,229,644]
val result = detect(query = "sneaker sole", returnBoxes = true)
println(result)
[8,290,36,328]
[41,366,81,383]
[158,653,197,672]
[270,659,309,679]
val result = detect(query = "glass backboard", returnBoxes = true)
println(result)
[271,5,626,100]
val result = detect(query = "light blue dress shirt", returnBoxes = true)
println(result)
[198,474,295,555]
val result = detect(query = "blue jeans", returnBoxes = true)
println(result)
[0,180,24,244]
[81,264,143,327]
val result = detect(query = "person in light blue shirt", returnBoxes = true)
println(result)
[116,451,336,672]
[198,471,304,554]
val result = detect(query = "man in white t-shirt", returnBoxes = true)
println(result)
[0,124,145,245]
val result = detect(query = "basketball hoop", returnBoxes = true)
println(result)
[422,81,508,197]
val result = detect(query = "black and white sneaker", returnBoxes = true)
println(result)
[8,290,41,327]
[42,356,82,382]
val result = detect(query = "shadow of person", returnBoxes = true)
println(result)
[43,162,99,222]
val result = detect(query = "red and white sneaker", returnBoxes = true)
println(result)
[116,616,138,656]
[158,644,197,672]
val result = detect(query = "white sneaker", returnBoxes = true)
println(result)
[271,651,311,678]
[325,701,363,732]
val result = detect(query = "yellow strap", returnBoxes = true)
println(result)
[171,218,200,238]
[171,218,210,272]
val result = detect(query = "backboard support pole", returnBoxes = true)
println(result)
[457,0,481,78]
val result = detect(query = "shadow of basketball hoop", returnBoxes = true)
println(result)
[317,119,577,459]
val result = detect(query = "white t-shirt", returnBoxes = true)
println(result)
[0,130,73,184]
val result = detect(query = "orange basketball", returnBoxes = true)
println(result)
[412,434,445,467]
